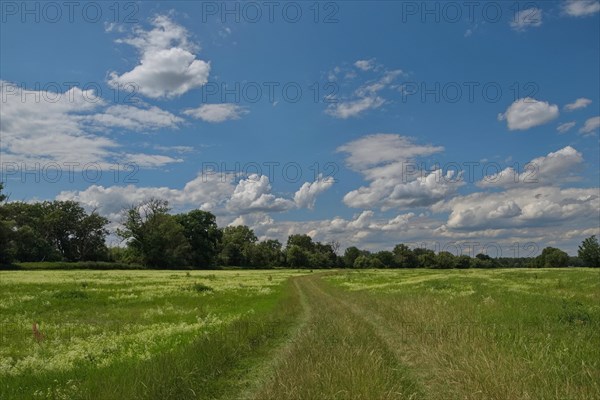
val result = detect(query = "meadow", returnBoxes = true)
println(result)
[1,268,598,399]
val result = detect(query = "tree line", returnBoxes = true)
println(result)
[1,184,599,268]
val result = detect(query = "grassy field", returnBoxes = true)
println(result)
[1,268,598,399]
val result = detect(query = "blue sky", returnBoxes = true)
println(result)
[1,1,599,254]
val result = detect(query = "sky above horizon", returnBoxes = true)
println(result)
[1,0,599,255]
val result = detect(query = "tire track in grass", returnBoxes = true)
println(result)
[233,278,311,399]
[304,275,434,398]
[250,273,423,400]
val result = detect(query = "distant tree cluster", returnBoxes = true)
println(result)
[1,185,599,269]
[0,183,109,264]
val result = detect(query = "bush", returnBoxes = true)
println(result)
[190,283,214,293]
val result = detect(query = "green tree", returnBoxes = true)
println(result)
[287,234,315,252]
[311,242,337,268]
[578,235,600,267]
[434,251,456,269]
[250,239,284,268]
[1,199,108,262]
[535,247,569,268]
[175,210,221,268]
[0,182,14,264]
[455,254,472,269]
[393,244,418,268]
[286,245,309,268]
[374,251,397,268]
[343,246,362,268]
[219,225,257,266]
[413,248,435,268]
[353,255,372,269]
[72,211,109,261]
[117,199,189,268]
[471,253,495,268]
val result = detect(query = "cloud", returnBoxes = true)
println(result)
[59,173,333,221]
[510,7,543,31]
[153,145,195,154]
[563,0,600,16]
[557,121,577,133]
[123,153,183,168]
[226,175,295,214]
[498,98,559,130]
[57,173,241,222]
[564,98,592,111]
[337,134,458,210]
[0,81,184,168]
[476,146,584,188]
[183,103,248,123]
[342,168,463,210]
[337,134,444,171]
[325,65,403,119]
[354,59,376,71]
[83,104,183,131]
[293,175,335,209]
[438,186,599,231]
[579,116,600,135]
[108,15,210,99]
[325,96,385,119]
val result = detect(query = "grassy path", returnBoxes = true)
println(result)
[3,269,597,399]
[246,270,600,400]
[248,273,423,400]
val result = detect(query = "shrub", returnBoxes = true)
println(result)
[191,283,214,293]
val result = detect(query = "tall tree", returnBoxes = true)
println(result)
[413,248,435,268]
[434,251,457,269]
[287,234,315,252]
[578,236,600,267]
[535,247,569,268]
[0,183,14,264]
[219,225,257,267]
[286,245,309,268]
[393,244,418,268]
[250,239,284,268]
[343,246,362,268]
[176,210,221,268]
[118,199,189,268]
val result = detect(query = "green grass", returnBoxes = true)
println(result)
[1,268,598,399]
[324,268,600,399]
[0,270,306,399]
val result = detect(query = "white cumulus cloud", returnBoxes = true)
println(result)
[498,98,559,130]
[108,15,210,99]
